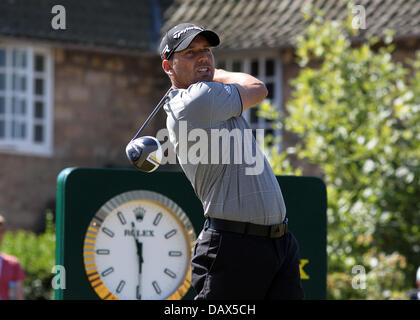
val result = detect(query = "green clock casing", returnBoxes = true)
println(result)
[83,190,196,300]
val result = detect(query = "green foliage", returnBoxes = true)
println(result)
[328,248,408,300]
[259,100,303,176]
[2,210,55,300]
[262,6,420,299]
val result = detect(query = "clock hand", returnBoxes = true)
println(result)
[131,222,143,300]
[131,222,144,272]
[137,241,144,273]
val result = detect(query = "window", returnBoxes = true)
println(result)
[216,55,283,153]
[0,44,53,156]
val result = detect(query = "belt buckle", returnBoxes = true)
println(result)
[270,225,282,238]
[270,219,287,238]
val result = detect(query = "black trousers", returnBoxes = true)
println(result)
[191,222,304,300]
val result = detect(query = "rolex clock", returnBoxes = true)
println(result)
[82,190,196,300]
[56,169,326,300]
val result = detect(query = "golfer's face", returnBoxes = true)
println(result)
[171,35,215,88]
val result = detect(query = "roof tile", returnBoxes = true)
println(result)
[1,0,419,53]
[163,0,420,50]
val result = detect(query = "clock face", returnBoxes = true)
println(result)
[83,190,196,300]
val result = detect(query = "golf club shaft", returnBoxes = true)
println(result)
[131,87,173,141]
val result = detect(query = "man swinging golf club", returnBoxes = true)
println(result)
[157,23,304,300]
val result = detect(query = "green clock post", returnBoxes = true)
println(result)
[55,168,326,300]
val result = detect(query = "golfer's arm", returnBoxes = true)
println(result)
[213,69,268,111]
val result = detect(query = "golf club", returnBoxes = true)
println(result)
[126,87,173,172]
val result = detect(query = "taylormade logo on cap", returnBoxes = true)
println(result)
[161,44,170,58]
[173,26,204,39]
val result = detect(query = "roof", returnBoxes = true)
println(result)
[162,0,420,52]
[1,0,419,53]
[0,0,174,53]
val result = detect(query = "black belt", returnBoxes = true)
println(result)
[206,217,288,238]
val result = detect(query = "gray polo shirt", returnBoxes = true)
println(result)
[163,81,286,225]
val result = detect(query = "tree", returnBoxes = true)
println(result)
[261,6,420,299]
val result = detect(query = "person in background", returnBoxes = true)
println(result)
[0,214,26,300]
[407,266,420,300]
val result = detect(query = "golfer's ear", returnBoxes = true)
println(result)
[162,59,173,76]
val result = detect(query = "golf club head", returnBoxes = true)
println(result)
[126,136,162,173]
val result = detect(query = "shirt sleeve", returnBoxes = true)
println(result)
[182,81,242,128]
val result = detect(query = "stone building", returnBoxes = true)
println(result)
[0,0,419,230]
[0,0,173,230]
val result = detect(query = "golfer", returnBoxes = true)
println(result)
[160,23,304,299]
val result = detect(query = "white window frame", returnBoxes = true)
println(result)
[0,41,54,157]
[215,51,283,154]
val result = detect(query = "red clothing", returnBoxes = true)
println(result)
[0,253,26,300]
